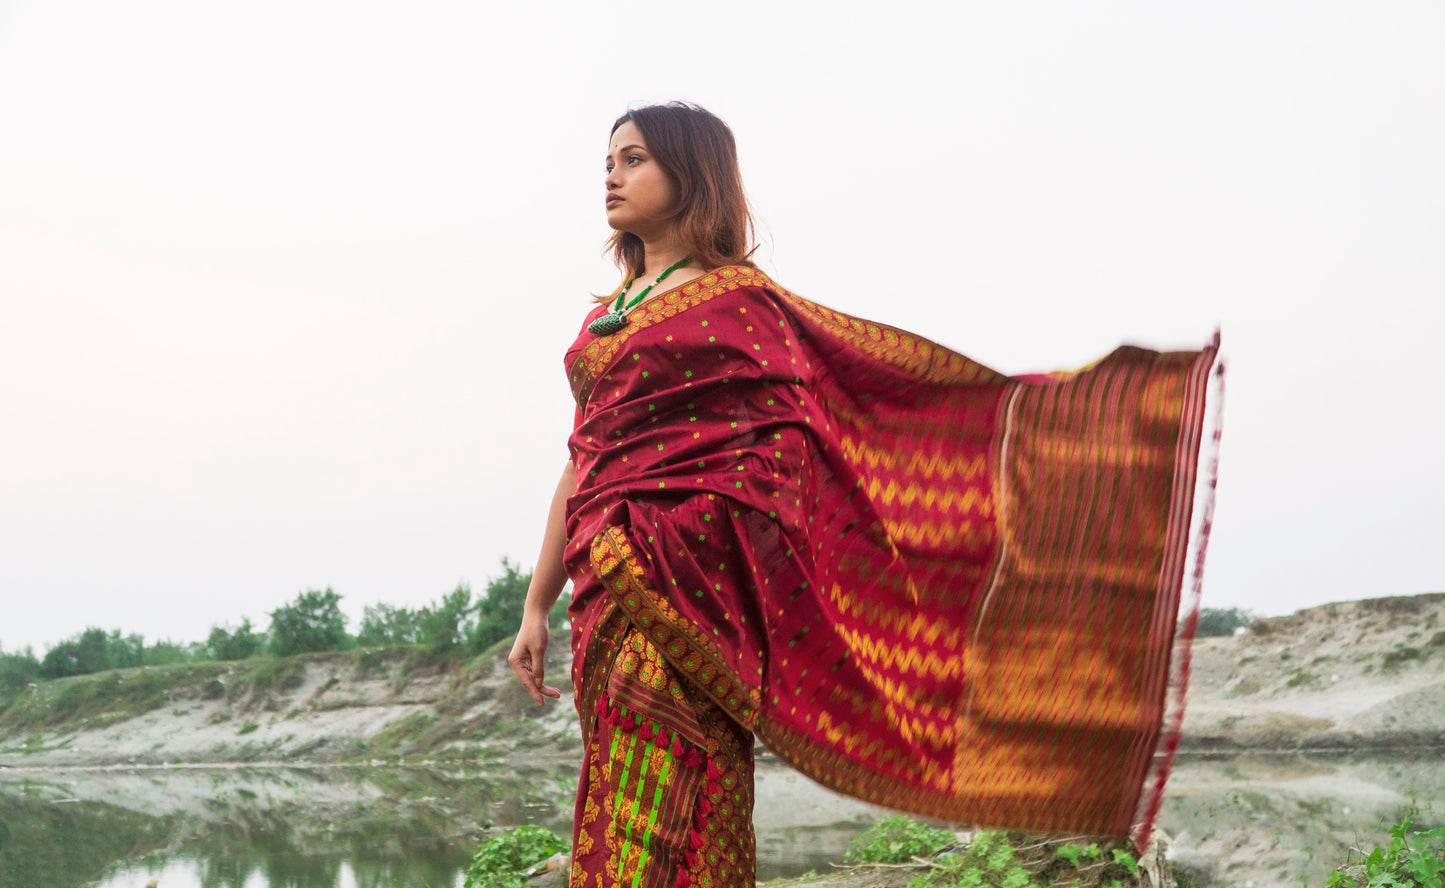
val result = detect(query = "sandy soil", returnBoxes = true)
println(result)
[1183,593,1445,752]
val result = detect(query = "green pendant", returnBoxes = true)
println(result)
[587,312,629,336]
[586,255,692,338]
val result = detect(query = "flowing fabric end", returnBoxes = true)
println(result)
[1130,355,1225,850]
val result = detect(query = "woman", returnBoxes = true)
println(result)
[509,103,1219,888]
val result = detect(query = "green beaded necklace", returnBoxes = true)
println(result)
[588,256,693,336]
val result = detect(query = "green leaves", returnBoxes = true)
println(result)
[207,617,263,661]
[845,814,956,864]
[857,825,1150,888]
[1322,817,1445,887]
[1110,848,1140,874]
[267,587,349,657]
[1195,606,1257,637]
[463,824,567,888]
[1057,843,1103,866]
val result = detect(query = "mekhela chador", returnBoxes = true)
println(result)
[561,266,1220,886]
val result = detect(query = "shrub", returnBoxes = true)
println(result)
[463,824,567,888]
[844,822,1153,888]
[907,830,1037,888]
[38,628,145,679]
[472,560,534,652]
[418,585,475,651]
[358,603,422,647]
[142,640,197,667]
[0,646,41,700]
[208,618,264,661]
[845,814,956,864]
[1382,647,1423,671]
[268,589,350,657]
[1195,607,1256,637]
[1321,817,1444,887]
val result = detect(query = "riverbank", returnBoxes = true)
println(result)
[1182,593,1445,752]
[2,594,1443,888]
[3,593,1442,769]
[0,640,580,768]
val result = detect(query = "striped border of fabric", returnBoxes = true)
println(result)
[1130,346,1223,846]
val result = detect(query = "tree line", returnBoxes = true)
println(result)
[1,570,1257,705]
[0,559,568,702]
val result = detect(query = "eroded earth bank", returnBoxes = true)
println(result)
[2,593,1442,887]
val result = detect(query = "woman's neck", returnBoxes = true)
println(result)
[636,233,692,280]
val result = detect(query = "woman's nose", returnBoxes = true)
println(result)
[605,168,622,189]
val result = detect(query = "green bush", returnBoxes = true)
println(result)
[472,560,533,652]
[419,585,476,651]
[908,830,1037,888]
[358,603,422,647]
[39,628,146,678]
[268,588,350,657]
[1322,818,1445,887]
[208,618,264,661]
[845,814,956,864]
[1383,647,1424,671]
[1195,607,1256,637]
[845,822,1149,888]
[463,824,567,888]
[142,640,199,667]
[0,646,41,700]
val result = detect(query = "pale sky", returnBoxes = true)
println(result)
[2,1,1442,654]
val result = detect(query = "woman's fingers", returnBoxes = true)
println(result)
[532,658,563,699]
[508,642,546,705]
[508,629,561,705]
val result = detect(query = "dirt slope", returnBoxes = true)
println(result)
[2,592,1443,769]
[1183,593,1445,751]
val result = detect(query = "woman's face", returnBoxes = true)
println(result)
[605,121,677,240]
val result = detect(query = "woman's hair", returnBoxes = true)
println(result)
[605,101,757,286]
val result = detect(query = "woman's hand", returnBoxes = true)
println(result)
[508,614,562,706]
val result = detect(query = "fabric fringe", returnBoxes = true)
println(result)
[1130,352,1225,849]
[593,689,723,886]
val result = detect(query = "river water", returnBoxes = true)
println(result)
[0,752,1440,888]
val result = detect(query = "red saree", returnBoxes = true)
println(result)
[562,267,1219,887]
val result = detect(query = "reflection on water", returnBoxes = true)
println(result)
[0,757,879,888]
[0,752,1440,888]
[0,762,568,888]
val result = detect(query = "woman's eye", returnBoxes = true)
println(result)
[605,165,614,173]
[627,155,643,165]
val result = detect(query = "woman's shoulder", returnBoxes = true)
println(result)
[673,266,797,316]
[687,264,782,295]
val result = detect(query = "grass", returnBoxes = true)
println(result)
[1286,670,1320,689]
[0,644,513,758]
[1382,647,1422,671]
[0,662,230,736]
[235,658,307,699]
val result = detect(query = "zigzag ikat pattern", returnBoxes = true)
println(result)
[561,267,1219,859]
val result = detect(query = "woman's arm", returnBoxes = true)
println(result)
[507,459,576,705]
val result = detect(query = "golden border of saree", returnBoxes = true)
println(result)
[569,267,781,405]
